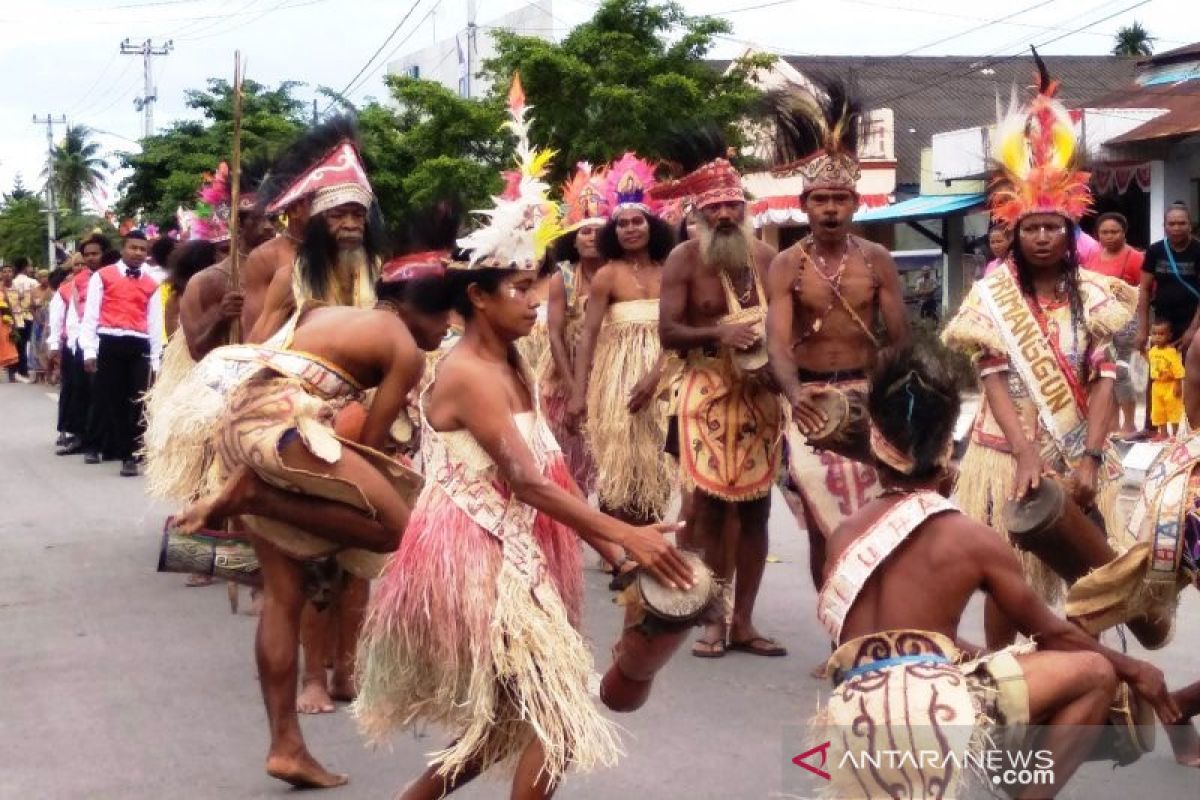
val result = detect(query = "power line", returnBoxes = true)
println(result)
[120,38,174,137]
[324,0,428,113]
[66,52,121,117]
[72,58,139,118]
[900,0,1059,56]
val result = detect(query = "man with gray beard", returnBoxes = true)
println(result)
[656,153,787,659]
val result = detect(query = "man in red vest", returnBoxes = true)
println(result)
[51,234,110,456]
[79,230,163,476]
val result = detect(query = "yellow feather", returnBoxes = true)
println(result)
[526,148,556,179]
[533,205,565,259]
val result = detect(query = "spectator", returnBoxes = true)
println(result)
[145,235,176,284]
[1084,212,1144,436]
[27,269,56,383]
[10,257,39,378]
[980,223,1011,277]
[1136,203,1200,351]
[0,266,20,380]
[1148,320,1186,437]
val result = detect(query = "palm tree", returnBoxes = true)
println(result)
[1112,22,1155,57]
[44,125,109,215]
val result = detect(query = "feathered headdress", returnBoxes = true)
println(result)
[765,75,863,195]
[561,162,609,230]
[456,73,564,269]
[381,199,461,283]
[603,152,660,216]
[191,162,232,243]
[649,124,744,210]
[989,49,1091,226]
[257,115,371,215]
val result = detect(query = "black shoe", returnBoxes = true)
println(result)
[56,433,68,447]
[56,436,83,456]
[84,451,101,465]
[120,458,139,477]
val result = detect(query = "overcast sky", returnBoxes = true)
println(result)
[2,0,1194,210]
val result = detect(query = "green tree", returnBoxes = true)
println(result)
[1113,22,1155,57]
[483,0,772,184]
[117,79,308,225]
[0,194,49,267]
[5,174,33,203]
[45,125,109,215]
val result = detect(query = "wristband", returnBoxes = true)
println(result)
[1082,448,1104,464]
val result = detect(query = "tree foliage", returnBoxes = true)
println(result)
[1112,22,1155,57]
[0,191,48,267]
[46,125,109,216]
[482,0,772,184]
[116,79,307,227]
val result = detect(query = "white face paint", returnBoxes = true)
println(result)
[504,284,522,299]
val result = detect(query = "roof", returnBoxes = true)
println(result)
[713,54,1138,185]
[1089,45,1200,144]
[1139,41,1200,68]
[853,193,986,224]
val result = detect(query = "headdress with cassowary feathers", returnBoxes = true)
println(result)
[603,152,660,216]
[177,157,270,243]
[649,124,744,211]
[990,49,1091,226]
[765,75,863,195]
[561,162,609,230]
[381,199,462,283]
[256,115,371,215]
[456,74,564,270]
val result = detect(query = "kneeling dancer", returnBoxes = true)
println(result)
[816,346,1178,798]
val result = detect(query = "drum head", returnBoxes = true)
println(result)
[805,388,849,443]
[636,551,716,623]
[1112,682,1157,757]
[1004,478,1064,538]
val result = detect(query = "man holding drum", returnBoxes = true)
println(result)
[818,345,1179,798]
[655,132,786,659]
[763,78,910,589]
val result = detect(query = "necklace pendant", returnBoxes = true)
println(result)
[813,318,823,333]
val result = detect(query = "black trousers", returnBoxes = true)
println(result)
[56,346,75,433]
[16,321,31,376]
[59,346,94,439]
[88,334,150,460]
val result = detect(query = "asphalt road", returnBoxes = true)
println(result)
[1,382,1198,799]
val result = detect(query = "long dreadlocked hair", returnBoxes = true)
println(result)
[295,209,386,303]
[255,115,360,214]
[867,345,961,482]
[762,74,864,168]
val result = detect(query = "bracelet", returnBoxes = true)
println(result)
[1082,448,1104,463]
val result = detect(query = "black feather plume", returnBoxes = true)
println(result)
[762,74,864,166]
[1031,46,1051,95]
[657,123,730,175]
[391,198,463,256]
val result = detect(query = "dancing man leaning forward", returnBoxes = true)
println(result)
[655,153,786,658]
[818,346,1178,798]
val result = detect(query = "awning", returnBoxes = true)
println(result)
[852,193,986,224]
[749,194,889,228]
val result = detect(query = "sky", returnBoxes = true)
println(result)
[1,0,1195,211]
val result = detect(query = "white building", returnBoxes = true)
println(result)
[385,1,556,99]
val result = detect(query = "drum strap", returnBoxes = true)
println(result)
[817,491,957,641]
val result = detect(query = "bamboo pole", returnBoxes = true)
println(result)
[227,50,245,346]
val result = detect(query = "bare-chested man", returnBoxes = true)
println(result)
[764,82,909,588]
[570,155,678,526]
[655,150,786,659]
[173,296,426,789]
[818,345,1178,798]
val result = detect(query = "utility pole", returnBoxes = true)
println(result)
[32,114,67,268]
[120,38,173,138]
[465,0,477,99]
[312,99,319,126]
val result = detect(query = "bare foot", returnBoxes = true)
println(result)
[1166,721,1200,767]
[329,670,356,703]
[297,677,335,714]
[185,574,214,587]
[242,587,263,617]
[175,466,257,535]
[266,749,347,789]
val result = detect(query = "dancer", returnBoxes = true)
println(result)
[654,130,786,659]
[763,78,909,588]
[353,79,692,799]
[817,344,1177,798]
[943,55,1135,648]
[569,153,678,524]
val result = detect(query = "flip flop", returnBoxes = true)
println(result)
[691,636,726,659]
[728,636,788,657]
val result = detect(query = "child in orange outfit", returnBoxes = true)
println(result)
[1148,320,1185,436]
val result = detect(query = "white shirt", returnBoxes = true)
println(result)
[144,263,167,284]
[46,291,78,352]
[10,273,38,324]
[79,261,165,371]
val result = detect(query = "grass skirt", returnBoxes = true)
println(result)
[537,352,595,494]
[353,455,619,783]
[585,300,673,518]
[141,335,207,502]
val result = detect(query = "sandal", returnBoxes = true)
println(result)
[727,635,788,657]
[691,636,726,659]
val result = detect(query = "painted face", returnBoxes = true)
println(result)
[614,208,650,253]
[323,203,367,250]
[801,189,857,239]
[475,271,539,340]
[988,229,1011,259]
[699,200,746,232]
[575,223,602,260]
[81,244,104,269]
[1165,209,1192,245]
[1096,219,1126,253]
[121,237,150,268]
[1017,213,1069,270]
